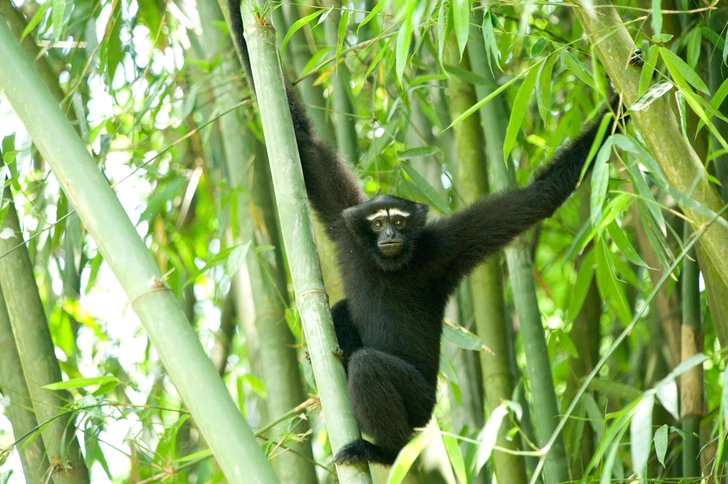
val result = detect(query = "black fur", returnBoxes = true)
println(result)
[227,0,618,466]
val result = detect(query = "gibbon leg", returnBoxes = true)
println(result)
[335,348,434,465]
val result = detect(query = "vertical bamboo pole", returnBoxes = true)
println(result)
[229,1,371,482]
[0,16,277,484]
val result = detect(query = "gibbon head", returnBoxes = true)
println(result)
[343,195,429,271]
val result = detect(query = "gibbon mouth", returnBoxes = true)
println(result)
[378,241,404,256]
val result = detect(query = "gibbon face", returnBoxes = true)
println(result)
[343,195,429,271]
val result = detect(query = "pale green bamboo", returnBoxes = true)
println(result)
[199,2,317,481]
[0,285,48,483]
[278,0,344,303]
[0,190,89,484]
[574,1,728,290]
[231,1,371,481]
[0,16,277,484]
[466,15,568,484]
[449,35,530,484]
[681,224,703,478]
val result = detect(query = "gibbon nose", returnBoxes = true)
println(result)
[383,227,396,240]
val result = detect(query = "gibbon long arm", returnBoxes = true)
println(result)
[423,100,618,284]
[226,0,366,234]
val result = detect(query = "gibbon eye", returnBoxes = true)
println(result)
[373,220,383,229]
[394,218,405,228]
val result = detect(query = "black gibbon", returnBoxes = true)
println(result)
[227,0,619,466]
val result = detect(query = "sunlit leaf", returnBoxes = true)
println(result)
[503,62,541,161]
[453,0,469,57]
[474,404,508,473]
[44,376,120,391]
[387,428,435,484]
[358,1,383,32]
[401,162,452,215]
[630,394,654,477]
[654,425,668,467]
[660,47,709,94]
[281,8,327,55]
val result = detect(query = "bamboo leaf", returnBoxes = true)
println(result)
[563,51,595,90]
[281,8,327,55]
[660,47,709,94]
[442,434,466,483]
[401,162,452,214]
[437,0,447,66]
[442,323,489,352]
[567,250,595,322]
[44,376,120,391]
[654,425,668,467]
[655,381,679,420]
[590,139,613,226]
[630,394,654,477]
[387,428,435,484]
[481,11,500,70]
[52,0,66,41]
[225,241,252,278]
[595,237,632,325]
[448,71,522,128]
[651,0,662,38]
[474,404,508,473]
[357,1,383,32]
[336,9,349,63]
[453,0,469,57]
[503,63,540,161]
[632,80,673,112]
[21,2,49,40]
[366,36,394,77]
[538,53,557,122]
[398,146,441,159]
[607,221,648,268]
[638,43,659,97]
[395,12,413,81]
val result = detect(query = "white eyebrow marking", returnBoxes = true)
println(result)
[366,209,389,221]
[388,208,411,218]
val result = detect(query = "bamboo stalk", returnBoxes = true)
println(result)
[0,187,89,484]
[229,1,371,482]
[0,16,277,484]
[0,285,48,483]
[199,1,318,481]
[681,224,704,478]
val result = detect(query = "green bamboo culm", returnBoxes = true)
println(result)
[0,16,278,484]
[0,184,89,484]
[224,1,371,482]
[465,12,569,484]
[445,34,528,484]
[198,0,318,481]
[681,224,704,478]
[0,285,48,483]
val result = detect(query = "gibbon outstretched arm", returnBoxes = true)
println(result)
[226,0,366,235]
[424,99,620,280]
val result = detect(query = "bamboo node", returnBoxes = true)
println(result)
[129,284,172,308]
[295,289,329,305]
